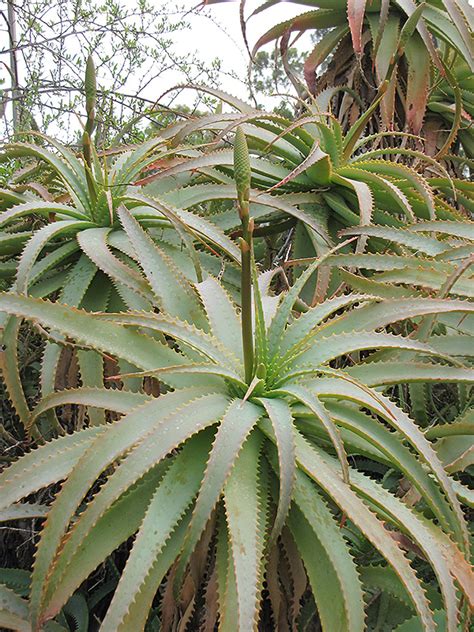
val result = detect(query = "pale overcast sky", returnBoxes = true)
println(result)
[3,0,474,137]
[0,0,308,138]
[185,1,301,75]
[162,0,308,107]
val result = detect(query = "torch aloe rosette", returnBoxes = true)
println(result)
[246,0,473,135]
[0,83,337,436]
[0,133,242,296]
[0,59,247,437]
[146,85,469,257]
[0,129,245,436]
[0,57,241,288]
[0,130,472,631]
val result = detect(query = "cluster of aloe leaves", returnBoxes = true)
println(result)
[141,82,473,311]
[241,0,474,137]
[0,128,473,631]
[0,62,301,440]
[148,86,463,232]
[0,3,472,631]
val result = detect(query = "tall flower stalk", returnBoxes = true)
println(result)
[234,126,254,383]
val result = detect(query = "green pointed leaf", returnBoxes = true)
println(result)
[218,533,240,632]
[77,227,154,303]
[411,220,474,240]
[311,298,474,339]
[346,361,474,386]
[339,225,448,256]
[280,293,373,358]
[196,275,243,362]
[288,331,448,370]
[97,433,213,631]
[176,399,262,587]
[110,514,191,632]
[28,387,150,431]
[118,205,206,326]
[0,502,49,522]
[224,431,265,632]
[288,500,364,632]
[268,246,347,356]
[0,426,101,511]
[251,256,269,367]
[258,398,295,543]
[105,311,239,369]
[3,142,90,215]
[278,383,349,483]
[0,200,87,225]
[0,292,185,375]
[0,318,31,431]
[127,192,240,262]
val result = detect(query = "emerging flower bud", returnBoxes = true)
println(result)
[233,126,251,221]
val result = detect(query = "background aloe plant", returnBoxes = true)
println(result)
[0,129,472,631]
[247,0,473,135]
[148,84,471,306]
[0,60,245,439]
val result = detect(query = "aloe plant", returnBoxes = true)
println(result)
[0,129,242,437]
[0,135,241,290]
[0,130,472,631]
[246,0,474,134]
[0,60,244,438]
[324,219,474,430]
[428,58,474,159]
[149,86,468,246]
